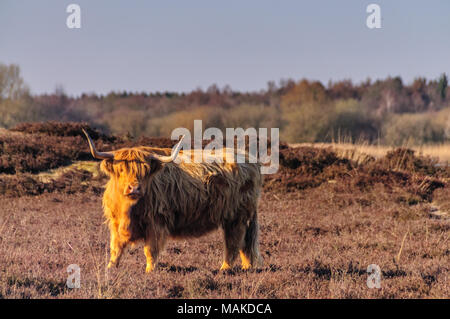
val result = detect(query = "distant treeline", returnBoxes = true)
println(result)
[1,62,449,145]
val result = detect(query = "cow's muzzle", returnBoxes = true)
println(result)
[124,184,142,200]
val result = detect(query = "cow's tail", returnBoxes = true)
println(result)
[243,212,262,267]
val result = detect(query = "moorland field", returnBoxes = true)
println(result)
[0,122,448,298]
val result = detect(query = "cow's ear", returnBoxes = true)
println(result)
[100,159,114,176]
[149,158,163,175]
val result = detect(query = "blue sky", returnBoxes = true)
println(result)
[1,0,449,96]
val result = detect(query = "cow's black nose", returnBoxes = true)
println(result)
[127,184,141,195]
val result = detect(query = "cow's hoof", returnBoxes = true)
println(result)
[239,251,251,270]
[145,264,155,273]
[220,262,231,271]
[241,264,251,270]
[107,261,119,269]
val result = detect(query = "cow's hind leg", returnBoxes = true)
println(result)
[221,220,246,271]
[240,211,261,269]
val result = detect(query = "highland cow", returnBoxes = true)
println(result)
[82,129,262,272]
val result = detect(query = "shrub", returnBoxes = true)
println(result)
[0,168,105,197]
[1,122,117,174]
[375,148,441,175]
[382,112,447,146]
[11,121,114,142]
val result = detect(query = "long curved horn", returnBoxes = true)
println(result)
[82,128,114,160]
[150,135,185,163]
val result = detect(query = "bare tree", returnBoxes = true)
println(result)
[0,63,29,100]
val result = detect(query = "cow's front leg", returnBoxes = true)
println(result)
[108,230,122,268]
[143,244,155,273]
[108,222,128,268]
[144,234,167,273]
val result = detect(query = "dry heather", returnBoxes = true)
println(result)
[292,142,450,165]
[0,122,448,299]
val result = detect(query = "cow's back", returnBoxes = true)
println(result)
[141,148,262,239]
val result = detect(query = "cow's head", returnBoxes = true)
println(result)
[82,129,184,202]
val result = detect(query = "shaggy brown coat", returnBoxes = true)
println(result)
[99,146,262,272]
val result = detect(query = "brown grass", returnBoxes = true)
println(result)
[0,186,448,299]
